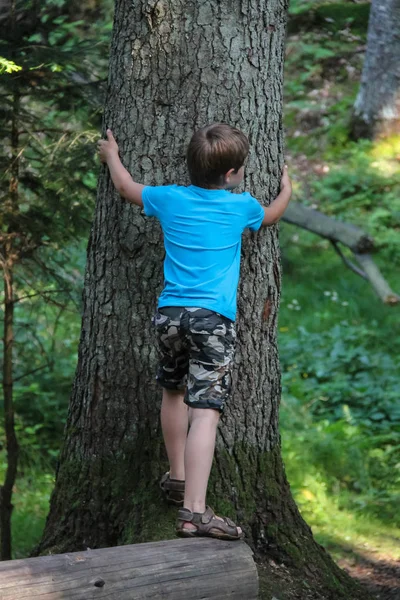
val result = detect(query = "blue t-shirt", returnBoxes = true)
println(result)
[142,184,264,321]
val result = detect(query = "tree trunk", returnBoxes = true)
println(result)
[351,0,400,139]
[0,88,20,562]
[0,267,18,562]
[35,1,370,598]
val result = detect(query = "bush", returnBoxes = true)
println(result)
[279,321,400,525]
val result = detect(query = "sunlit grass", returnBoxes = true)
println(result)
[287,472,400,561]
[371,134,400,159]
[279,221,399,563]
[370,134,400,176]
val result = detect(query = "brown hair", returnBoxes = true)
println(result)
[186,123,249,188]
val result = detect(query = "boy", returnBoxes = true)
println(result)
[98,123,291,540]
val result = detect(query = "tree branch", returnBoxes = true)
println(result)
[13,289,69,304]
[283,202,375,253]
[13,363,49,383]
[354,253,400,305]
[283,202,399,305]
[330,241,367,279]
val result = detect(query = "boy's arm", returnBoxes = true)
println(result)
[262,166,292,227]
[97,130,144,208]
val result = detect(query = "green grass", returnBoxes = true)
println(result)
[0,463,54,559]
[280,406,400,561]
[278,227,400,562]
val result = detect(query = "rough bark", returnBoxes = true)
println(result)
[35,1,371,598]
[352,0,400,139]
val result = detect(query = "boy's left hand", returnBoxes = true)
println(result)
[280,165,292,193]
[97,129,119,163]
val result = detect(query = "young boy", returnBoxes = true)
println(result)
[98,123,292,540]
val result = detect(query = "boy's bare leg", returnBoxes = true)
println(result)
[183,407,219,514]
[161,388,188,481]
[182,407,242,534]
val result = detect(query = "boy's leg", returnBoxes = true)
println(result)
[161,388,188,481]
[180,309,241,533]
[181,407,241,535]
[183,407,220,514]
[153,307,189,483]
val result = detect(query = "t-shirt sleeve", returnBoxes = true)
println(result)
[242,192,264,231]
[142,185,169,218]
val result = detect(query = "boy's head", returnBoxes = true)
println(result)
[186,123,249,189]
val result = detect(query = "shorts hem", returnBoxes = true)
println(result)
[184,397,225,413]
[157,379,186,391]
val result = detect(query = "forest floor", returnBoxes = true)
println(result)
[258,552,400,600]
[338,550,400,600]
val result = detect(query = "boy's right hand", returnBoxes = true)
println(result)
[262,165,292,226]
[97,129,119,163]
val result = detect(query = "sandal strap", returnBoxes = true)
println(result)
[200,506,215,524]
[177,507,194,523]
[178,506,240,537]
[160,472,185,493]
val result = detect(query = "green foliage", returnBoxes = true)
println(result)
[289,0,370,34]
[281,322,400,434]
[309,147,400,264]
[284,0,400,269]
[278,225,400,553]
[278,110,400,554]
[0,57,22,74]
[0,242,85,463]
[0,2,113,560]
[0,0,112,251]
[315,3,370,33]
[0,461,54,559]
[281,411,400,557]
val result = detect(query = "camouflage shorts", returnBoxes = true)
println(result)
[152,306,236,412]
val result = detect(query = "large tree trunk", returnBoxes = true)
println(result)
[352,0,400,139]
[35,1,370,598]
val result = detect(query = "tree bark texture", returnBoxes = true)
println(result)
[352,0,400,139]
[36,2,370,598]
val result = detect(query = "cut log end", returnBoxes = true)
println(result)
[383,293,400,306]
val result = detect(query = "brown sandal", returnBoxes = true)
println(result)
[159,472,185,506]
[176,506,243,541]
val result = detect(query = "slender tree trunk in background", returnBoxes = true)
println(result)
[0,267,18,562]
[0,88,20,562]
[351,0,400,139]
[36,1,369,597]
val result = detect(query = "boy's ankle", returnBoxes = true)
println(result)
[169,470,185,481]
[183,501,206,514]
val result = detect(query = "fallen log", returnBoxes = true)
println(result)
[0,538,258,600]
[282,202,399,305]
